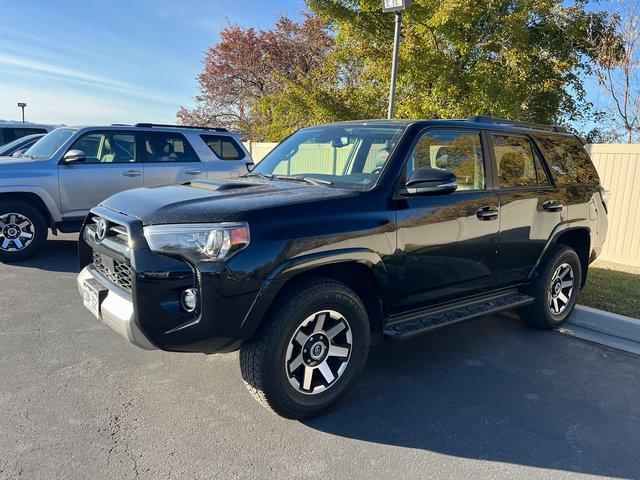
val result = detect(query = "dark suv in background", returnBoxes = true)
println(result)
[77,117,608,418]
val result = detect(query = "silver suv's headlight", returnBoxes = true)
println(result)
[143,223,249,262]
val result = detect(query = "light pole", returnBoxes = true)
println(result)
[17,102,26,123]
[382,0,411,119]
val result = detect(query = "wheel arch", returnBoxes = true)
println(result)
[0,189,60,226]
[240,249,390,344]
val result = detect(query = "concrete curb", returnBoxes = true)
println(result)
[560,306,640,355]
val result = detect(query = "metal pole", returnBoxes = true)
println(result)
[21,106,25,123]
[387,11,402,119]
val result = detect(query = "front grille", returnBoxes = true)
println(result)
[89,216,130,246]
[92,250,133,292]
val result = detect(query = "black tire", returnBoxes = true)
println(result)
[240,277,371,419]
[519,245,582,330]
[0,199,48,262]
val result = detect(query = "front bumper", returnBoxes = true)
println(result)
[77,266,156,350]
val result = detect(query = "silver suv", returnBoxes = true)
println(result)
[0,123,252,262]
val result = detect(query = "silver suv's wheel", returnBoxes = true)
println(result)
[240,277,370,419]
[0,213,36,252]
[0,200,48,262]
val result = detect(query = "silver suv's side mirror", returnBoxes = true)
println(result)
[405,167,457,195]
[63,149,86,164]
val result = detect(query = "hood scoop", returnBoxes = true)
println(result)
[184,179,264,192]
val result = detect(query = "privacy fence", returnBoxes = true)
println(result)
[245,141,640,269]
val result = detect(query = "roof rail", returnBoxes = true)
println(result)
[134,123,229,132]
[468,116,568,133]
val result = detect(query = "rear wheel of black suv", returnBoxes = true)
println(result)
[240,277,371,419]
[0,199,48,263]
[519,245,582,330]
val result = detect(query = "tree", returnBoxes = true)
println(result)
[591,0,640,143]
[177,15,334,140]
[307,0,615,125]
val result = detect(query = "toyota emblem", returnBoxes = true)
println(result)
[95,218,108,241]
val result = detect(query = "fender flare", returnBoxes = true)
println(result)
[528,222,592,281]
[0,186,62,223]
[237,248,389,341]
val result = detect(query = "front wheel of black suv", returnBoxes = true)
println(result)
[0,199,48,263]
[519,245,582,330]
[240,277,371,419]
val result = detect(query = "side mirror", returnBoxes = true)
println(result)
[246,162,256,172]
[63,149,86,164]
[12,149,26,158]
[405,167,457,195]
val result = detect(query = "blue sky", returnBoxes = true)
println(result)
[0,0,612,129]
[0,0,304,125]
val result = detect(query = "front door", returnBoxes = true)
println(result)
[58,130,142,219]
[140,131,207,187]
[489,133,566,285]
[395,128,500,312]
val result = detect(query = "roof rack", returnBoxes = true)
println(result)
[468,116,568,133]
[134,123,229,132]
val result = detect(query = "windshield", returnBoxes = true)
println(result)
[23,128,76,159]
[253,125,406,190]
[0,135,37,156]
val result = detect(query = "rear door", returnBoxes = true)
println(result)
[58,130,142,219]
[140,131,207,187]
[490,132,566,285]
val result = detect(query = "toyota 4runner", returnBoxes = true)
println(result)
[77,117,608,418]
[0,123,251,261]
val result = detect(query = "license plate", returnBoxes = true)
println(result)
[83,280,102,319]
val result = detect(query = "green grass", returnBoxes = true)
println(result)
[579,267,640,318]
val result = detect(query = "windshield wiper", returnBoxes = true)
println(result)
[243,172,274,180]
[273,175,333,186]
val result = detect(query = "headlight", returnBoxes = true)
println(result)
[143,223,249,262]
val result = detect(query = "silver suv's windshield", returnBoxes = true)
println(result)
[23,128,76,160]
[253,125,406,190]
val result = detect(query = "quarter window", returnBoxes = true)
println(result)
[533,134,598,185]
[493,135,550,188]
[68,132,137,164]
[201,135,245,161]
[143,132,198,163]
[408,130,486,191]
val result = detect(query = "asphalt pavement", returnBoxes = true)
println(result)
[1,234,639,480]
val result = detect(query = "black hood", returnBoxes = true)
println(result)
[100,178,356,225]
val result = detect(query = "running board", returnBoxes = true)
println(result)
[384,292,534,341]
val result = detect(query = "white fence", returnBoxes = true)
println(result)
[244,141,640,268]
[586,144,640,268]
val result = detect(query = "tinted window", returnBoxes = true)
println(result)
[143,132,198,163]
[408,129,485,191]
[533,134,598,185]
[493,135,549,188]
[69,132,137,164]
[201,135,245,160]
[1,128,47,144]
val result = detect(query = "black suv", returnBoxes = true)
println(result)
[77,117,608,418]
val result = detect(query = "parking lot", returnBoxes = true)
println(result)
[0,234,638,479]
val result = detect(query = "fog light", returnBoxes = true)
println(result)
[181,289,199,313]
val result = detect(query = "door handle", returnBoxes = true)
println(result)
[123,170,142,177]
[477,206,499,220]
[543,200,564,212]
[185,169,202,176]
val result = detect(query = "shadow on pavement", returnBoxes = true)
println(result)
[12,237,79,273]
[306,317,640,479]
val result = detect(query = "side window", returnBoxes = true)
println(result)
[533,134,598,185]
[200,135,245,161]
[408,129,485,191]
[493,135,550,188]
[143,132,199,163]
[69,132,137,164]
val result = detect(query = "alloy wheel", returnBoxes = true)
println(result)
[285,310,352,395]
[0,213,35,252]
[548,263,574,315]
